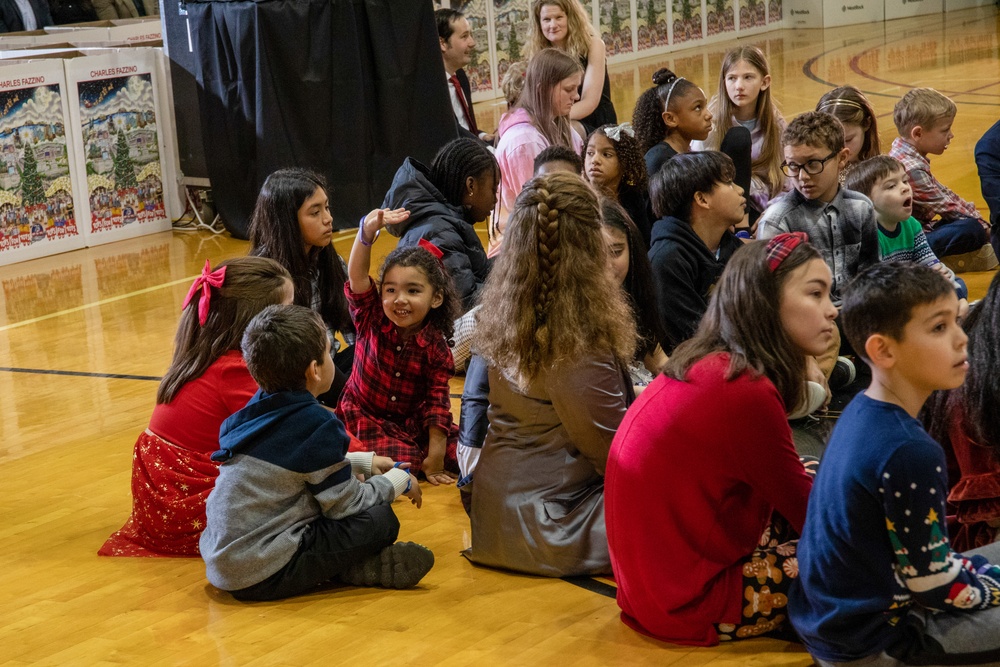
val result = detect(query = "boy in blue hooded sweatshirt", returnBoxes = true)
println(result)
[200,304,432,601]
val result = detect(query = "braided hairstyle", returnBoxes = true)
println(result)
[632,68,699,156]
[379,245,461,342]
[429,138,499,221]
[475,171,636,389]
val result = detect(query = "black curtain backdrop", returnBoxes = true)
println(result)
[187,0,459,238]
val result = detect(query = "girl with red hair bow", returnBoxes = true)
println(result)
[100,257,292,557]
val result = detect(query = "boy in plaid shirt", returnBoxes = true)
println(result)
[339,208,462,485]
[888,88,995,267]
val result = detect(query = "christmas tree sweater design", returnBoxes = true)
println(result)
[881,466,1000,619]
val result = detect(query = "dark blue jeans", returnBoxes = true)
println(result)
[975,119,1000,258]
[925,217,989,259]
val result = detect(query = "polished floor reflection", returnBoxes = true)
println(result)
[1,7,998,664]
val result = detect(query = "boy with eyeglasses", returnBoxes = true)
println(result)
[758,111,879,306]
[758,111,879,386]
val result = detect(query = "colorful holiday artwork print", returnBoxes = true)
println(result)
[0,85,78,255]
[453,0,493,94]
[493,0,530,85]
[77,74,165,235]
[740,0,766,29]
[768,0,782,23]
[672,0,703,43]
[707,0,736,35]
[636,0,669,50]
[600,0,634,55]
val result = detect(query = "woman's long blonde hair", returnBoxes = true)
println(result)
[476,172,636,390]
[704,46,785,198]
[519,48,584,148]
[526,0,594,61]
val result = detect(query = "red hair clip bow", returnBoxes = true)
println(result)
[418,237,444,263]
[765,232,809,272]
[182,259,227,326]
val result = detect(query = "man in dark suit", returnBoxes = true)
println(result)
[0,0,54,32]
[435,8,493,144]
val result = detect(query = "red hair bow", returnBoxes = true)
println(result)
[182,259,227,326]
[418,237,444,262]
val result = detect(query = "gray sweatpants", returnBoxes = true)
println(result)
[815,541,1000,667]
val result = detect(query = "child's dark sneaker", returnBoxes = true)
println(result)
[341,542,434,589]
[829,356,856,391]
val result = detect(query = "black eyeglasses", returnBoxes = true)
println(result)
[781,151,838,177]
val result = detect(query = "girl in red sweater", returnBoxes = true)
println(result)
[606,234,832,645]
[100,257,293,557]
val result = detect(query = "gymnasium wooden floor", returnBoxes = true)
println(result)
[1,8,998,665]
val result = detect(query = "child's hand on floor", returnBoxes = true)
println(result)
[422,453,458,486]
[372,455,409,475]
[403,474,423,508]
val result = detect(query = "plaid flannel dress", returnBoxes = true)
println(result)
[337,281,458,474]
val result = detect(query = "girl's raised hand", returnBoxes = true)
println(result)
[362,207,409,238]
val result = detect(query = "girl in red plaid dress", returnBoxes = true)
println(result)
[339,208,462,486]
[100,257,293,557]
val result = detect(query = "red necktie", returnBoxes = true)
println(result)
[449,74,478,134]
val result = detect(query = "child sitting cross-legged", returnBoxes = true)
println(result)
[199,304,432,601]
[845,155,969,318]
[340,208,462,484]
[888,88,996,267]
[790,262,1000,666]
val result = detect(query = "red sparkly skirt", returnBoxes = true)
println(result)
[99,429,219,557]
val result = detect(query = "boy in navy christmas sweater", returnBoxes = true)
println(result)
[200,304,432,601]
[789,262,1000,666]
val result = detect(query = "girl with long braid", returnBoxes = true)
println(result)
[466,171,636,577]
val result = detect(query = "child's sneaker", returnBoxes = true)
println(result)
[788,381,828,420]
[341,542,434,589]
[941,244,998,273]
[829,356,856,391]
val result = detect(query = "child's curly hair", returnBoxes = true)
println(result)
[379,245,461,342]
[585,123,648,192]
[632,68,699,156]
